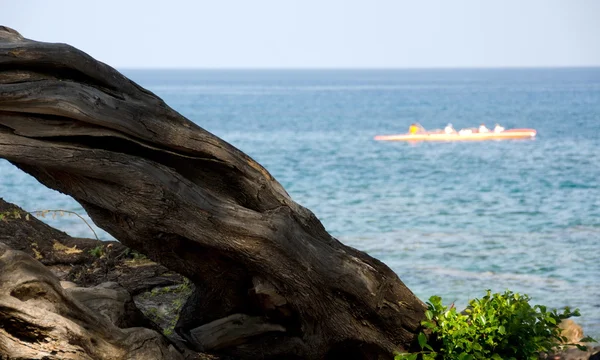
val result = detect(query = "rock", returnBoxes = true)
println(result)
[0,241,184,359]
[66,281,160,331]
[560,319,585,344]
[541,346,600,360]
[133,282,194,337]
[538,319,599,360]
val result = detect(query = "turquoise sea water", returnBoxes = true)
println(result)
[1,69,599,338]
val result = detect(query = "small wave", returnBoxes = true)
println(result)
[559,181,598,189]
[423,266,569,286]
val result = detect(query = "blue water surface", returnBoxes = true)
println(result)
[1,68,599,338]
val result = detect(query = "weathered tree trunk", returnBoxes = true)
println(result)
[0,26,426,359]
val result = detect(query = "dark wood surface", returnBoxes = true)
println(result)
[0,25,425,359]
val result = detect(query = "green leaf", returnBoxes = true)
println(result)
[425,310,433,320]
[418,332,427,350]
[422,321,436,329]
[407,354,418,360]
[458,353,473,360]
[498,325,506,335]
[429,295,442,305]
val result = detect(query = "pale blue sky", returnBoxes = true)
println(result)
[1,0,599,68]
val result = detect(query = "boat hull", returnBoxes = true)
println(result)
[374,129,537,142]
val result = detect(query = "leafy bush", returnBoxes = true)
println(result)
[131,251,147,260]
[395,290,596,360]
[88,245,105,258]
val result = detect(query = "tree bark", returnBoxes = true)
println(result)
[0,26,426,359]
[0,241,185,360]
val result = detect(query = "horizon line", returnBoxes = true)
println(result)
[117,65,600,71]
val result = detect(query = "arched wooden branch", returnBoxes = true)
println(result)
[0,26,425,359]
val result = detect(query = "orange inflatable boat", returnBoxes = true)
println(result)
[374,129,537,142]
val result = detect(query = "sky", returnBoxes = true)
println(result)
[1,0,599,69]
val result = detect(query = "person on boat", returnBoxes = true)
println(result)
[494,123,505,133]
[479,123,490,133]
[408,123,420,135]
[444,123,456,134]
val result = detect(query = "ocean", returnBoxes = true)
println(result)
[1,68,599,339]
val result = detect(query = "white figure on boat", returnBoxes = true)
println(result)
[479,123,490,133]
[494,123,505,133]
[408,123,426,134]
[444,123,456,134]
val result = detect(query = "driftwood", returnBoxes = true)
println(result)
[0,198,207,359]
[0,242,184,360]
[0,26,425,359]
[188,313,286,351]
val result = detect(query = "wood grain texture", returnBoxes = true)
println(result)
[0,25,426,359]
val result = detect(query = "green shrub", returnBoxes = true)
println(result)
[88,245,105,258]
[395,290,596,360]
[132,251,147,260]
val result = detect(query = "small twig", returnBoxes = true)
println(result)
[29,209,100,241]
[114,249,130,261]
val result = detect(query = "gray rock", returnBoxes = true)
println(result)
[133,282,194,337]
[541,346,600,360]
[67,281,160,331]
